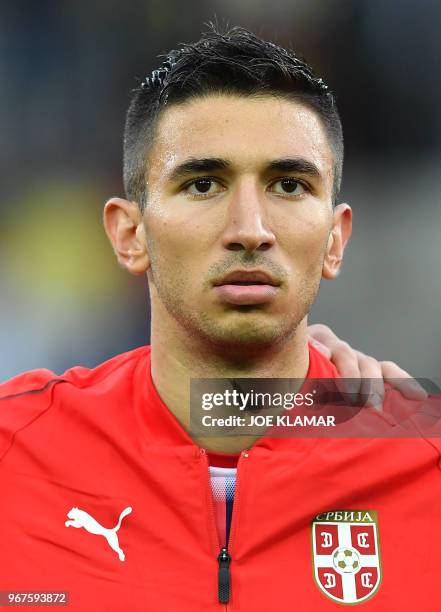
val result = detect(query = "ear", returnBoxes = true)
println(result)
[103,197,149,275]
[322,203,352,280]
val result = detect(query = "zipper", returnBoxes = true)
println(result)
[200,447,250,609]
[217,547,231,603]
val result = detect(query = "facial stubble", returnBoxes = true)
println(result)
[146,234,326,356]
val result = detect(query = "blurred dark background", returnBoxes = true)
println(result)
[1,0,440,381]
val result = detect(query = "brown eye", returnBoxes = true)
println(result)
[270,178,306,196]
[194,179,212,193]
[186,178,223,197]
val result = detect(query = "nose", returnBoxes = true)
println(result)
[221,180,276,253]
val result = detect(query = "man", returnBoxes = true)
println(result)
[1,26,438,611]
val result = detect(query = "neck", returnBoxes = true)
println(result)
[150,313,310,454]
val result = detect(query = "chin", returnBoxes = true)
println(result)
[202,317,298,354]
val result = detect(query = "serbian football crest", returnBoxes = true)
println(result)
[311,510,381,604]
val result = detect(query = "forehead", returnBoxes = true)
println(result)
[149,94,334,184]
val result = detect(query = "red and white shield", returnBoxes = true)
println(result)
[311,510,381,604]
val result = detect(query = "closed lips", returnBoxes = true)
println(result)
[214,271,280,286]
[213,270,281,305]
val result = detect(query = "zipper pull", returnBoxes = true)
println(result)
[217,547,231,603]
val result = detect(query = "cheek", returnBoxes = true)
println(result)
[275,208,331,268]
[145,207,214,275]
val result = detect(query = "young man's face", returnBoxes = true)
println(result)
[107,94,351,351]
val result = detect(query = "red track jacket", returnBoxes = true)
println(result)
[1,344,440,610]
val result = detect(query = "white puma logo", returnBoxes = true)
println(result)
[65,506,132,562]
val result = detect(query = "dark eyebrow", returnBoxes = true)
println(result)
[267,158,323,181]
[167,156,323,184]
[168,157,231,182]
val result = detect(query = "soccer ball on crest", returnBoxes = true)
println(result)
[332,547,361,574]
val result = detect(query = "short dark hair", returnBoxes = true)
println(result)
[124,24,344,211]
